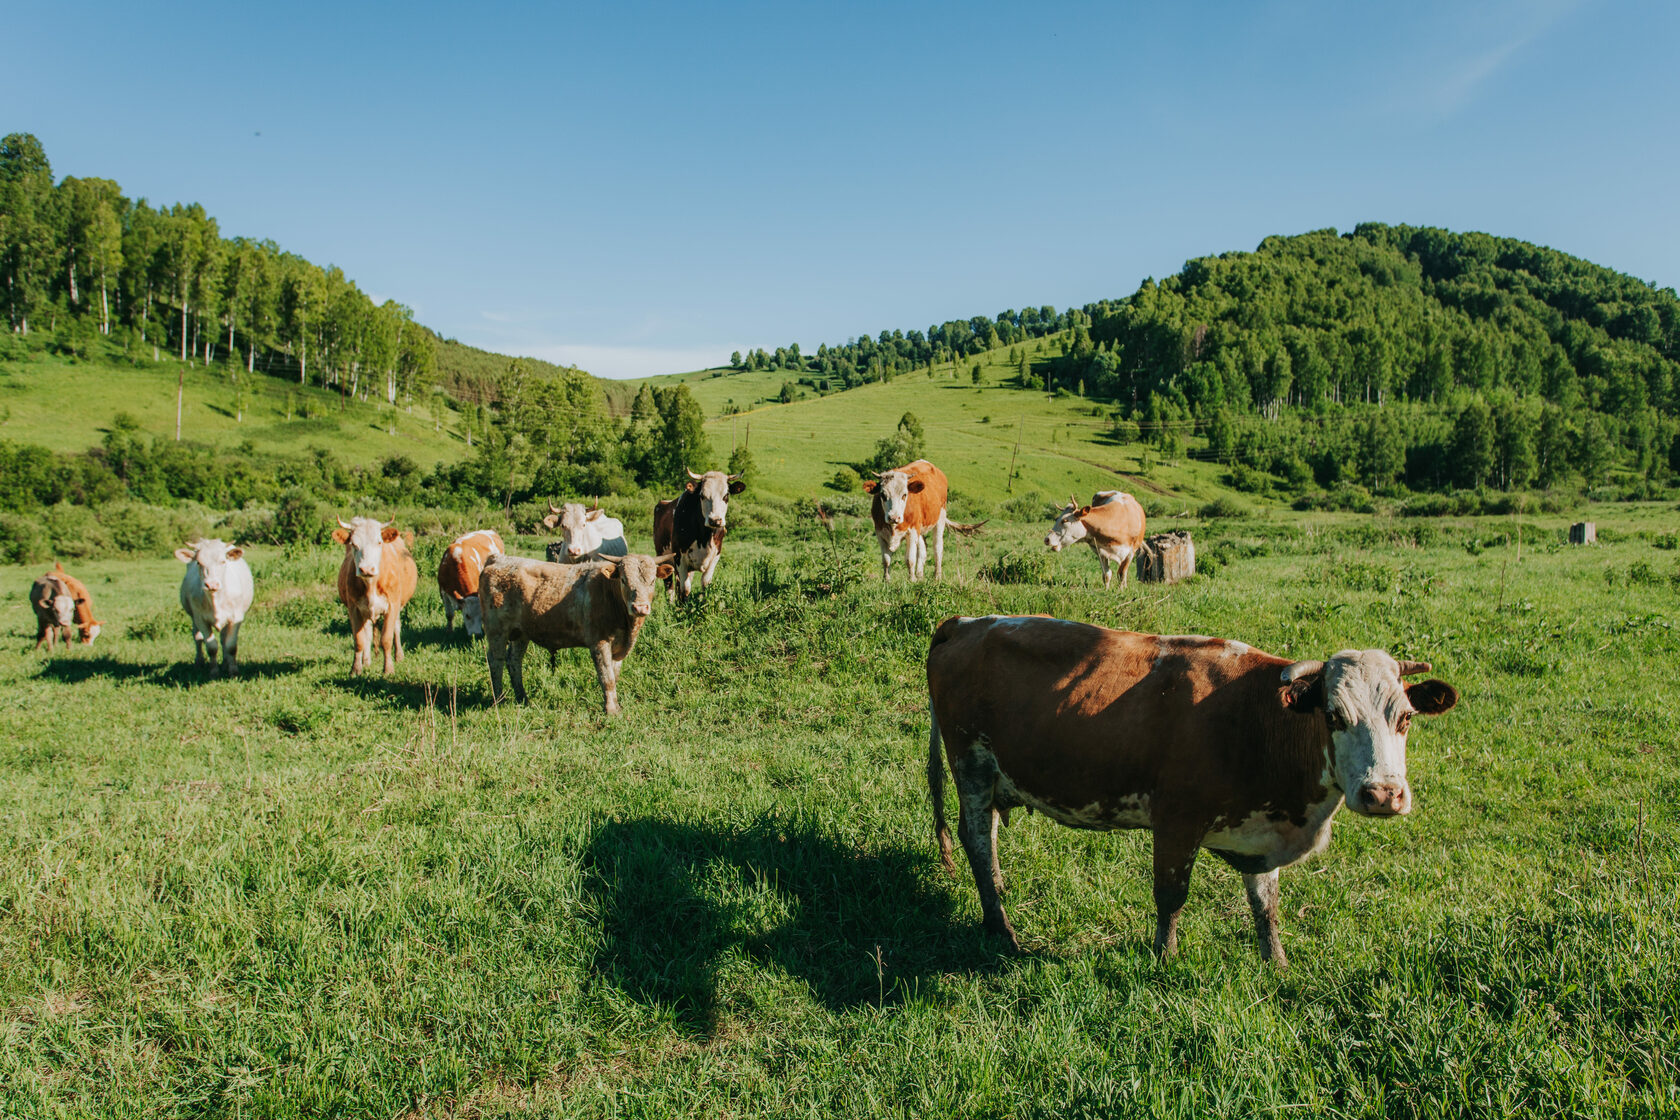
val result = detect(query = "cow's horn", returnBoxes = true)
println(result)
[1070,493,1079,508]
[337,518,354,530]
[550,503,562,514]
[726,472,742,482]
[686,467,704,481]
[1395,659,1432,677]
[1281,660,1324,682]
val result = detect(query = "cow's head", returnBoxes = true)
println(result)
[459,593,487,637]
[548,502,609,559]
[601,553,677,618]
[862,468,922,528]
[37,577,75,628]
[1281,650,1458,817]
[686,469,744,530]
[174,538,244,594]
[1044,495,1091,552]
[332,517,399,579]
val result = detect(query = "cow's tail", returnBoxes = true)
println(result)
[928,699,956,875]
[945,516,988,536]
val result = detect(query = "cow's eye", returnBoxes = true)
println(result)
[1326,708,1349,731]
[1397,712,1413,733]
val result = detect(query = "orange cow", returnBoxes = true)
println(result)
[333,517,419,674]
[1044,490,1147,589]
[437,529,505,638]
[861,459,984,581]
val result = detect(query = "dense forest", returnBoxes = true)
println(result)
[1043,225,1680,497]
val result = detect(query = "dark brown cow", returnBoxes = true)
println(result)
[1044,490,1147,589]
[926,615,1458,964]
[480,552,674,715]
[861,459,984,581]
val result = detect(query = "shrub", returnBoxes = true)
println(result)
[827,467,861,493]
[1652,533,1677,551]
[980,549,1054,585]
[997,490,1049,521]
[0,513,51,564]
[1198,496,1251,520]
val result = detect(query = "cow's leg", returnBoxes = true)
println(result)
[508,639,530,704]
[486,632,507,703]
[379,612,398,675]
[222,620,241,677]
[1243,869,1286,966]
[951,751,1017,950]
[592,641,621,716]
[192,621,209,669]
[36,623,51,653]
[352,615,374,675]
[879,537,893,582]
[932,517,946,580]
[393,610,406,664]
[443,595,456,632]
[1150,830,1201,959]
[700,546,721,592]
[1116,549,1134,590]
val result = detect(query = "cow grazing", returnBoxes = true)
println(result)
[32,563,102,649]
[1044,490,1147,589]
[862,459,984,582]
[332,517,419,675]
[175,539,255,676]
[30,571,76,652]
[925,615,1458,964]
[480,552,674,715]
[542,503,628,563]
[437,529,505,637]
[652,469,743,601]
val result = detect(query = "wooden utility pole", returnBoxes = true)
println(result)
[176,368,184,440]
[1006,419,1022,492]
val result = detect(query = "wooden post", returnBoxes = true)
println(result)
[1006,419,1022,493]
[176,367,184,440]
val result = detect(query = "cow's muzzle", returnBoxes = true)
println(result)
[358,565,378,578]
[706,518,725,530]
[1354,782,1411,817]
[1044,537,1062,551]
[566,547,586,559]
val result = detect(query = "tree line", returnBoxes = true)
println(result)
[1041,224,1680,494]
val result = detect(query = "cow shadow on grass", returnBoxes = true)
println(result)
[581,815,1012,1035]
[36,656,310,687]
[327,674,484,713]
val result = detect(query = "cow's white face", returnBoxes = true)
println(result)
[1044,501,1089,551]
[1285,650,1458,817]
[688,471,743,530]
[556,503,607,559]
[175,538,243,595]
[43,585,75,627]
[867,470,923,528]
[607,554,675,618]
[460,593,486,637]
[335,517,395,579]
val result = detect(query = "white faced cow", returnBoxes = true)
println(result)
[175,538,256,676]
[652,469,743,601]
[30,572,76,652]
[926,616,1458,964]
[332,517,419,675]
[1044,490,1147,589]
[543,503,628,563]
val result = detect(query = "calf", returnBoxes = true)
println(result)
[543,503,628,563]
[1044,490,1147,589]
[33,563,102,649]
[926,615,1458,964]
[30,571,76,652]
[653,469,743,601]
[332,517,419,675]
[437,529,505,637]
[175,539,255,675]
[480,552,674,715]
[863,459,984,581]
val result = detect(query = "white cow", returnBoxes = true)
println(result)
[175,538,255,676]
[543,503,629,563]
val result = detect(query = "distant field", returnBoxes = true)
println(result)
[1,503,1676,1116]
[0,350,466,470]
[626,341,1234,508]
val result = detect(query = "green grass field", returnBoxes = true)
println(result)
[0,349,465,470]
[2,502,1676,1117]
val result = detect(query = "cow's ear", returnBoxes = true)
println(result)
[1279,673,1324,713]
[655,563,675,580]
[225,547,243,561]
[861,480,878,493]
[684,480,698,492]
[331,528,350,545]
[174,547,196,563]
[540,514,559,530]
[597,562,619,580]
[1077,506,1092,518]
[728,480,745,495]
[586,508,606,521]
[1407,679,1458,716]
[381,526,401,543]
[906,480,925,493]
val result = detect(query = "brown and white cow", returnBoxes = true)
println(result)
[437,529,505,637]
[30,570,76,652]
[332,517,419,675]
[542,503,628,563]
[1045,490,1147,589]
[862,459,984,582]
[926,615,1458,964]
[653,469,743,601]
[31,563,102,650]
[479,552,674,715]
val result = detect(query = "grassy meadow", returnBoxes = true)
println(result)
[1,500,1677,1117]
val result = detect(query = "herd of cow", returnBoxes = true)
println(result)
[23,458,1461,963]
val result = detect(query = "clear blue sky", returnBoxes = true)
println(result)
[9,0,1676,377]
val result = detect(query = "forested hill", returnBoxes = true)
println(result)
[1048,225,1679,492]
